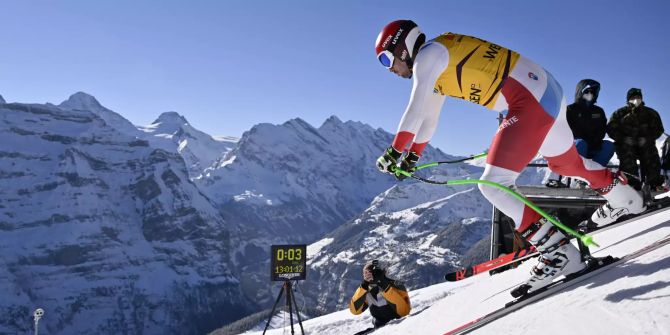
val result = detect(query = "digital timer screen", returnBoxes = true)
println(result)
[270,245,307,281]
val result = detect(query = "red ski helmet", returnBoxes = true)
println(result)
[375,20,425,69]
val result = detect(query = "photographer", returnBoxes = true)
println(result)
[349,260,411,330]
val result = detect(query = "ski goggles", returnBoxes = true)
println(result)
[581,86,599,95]
[377,50,395,68]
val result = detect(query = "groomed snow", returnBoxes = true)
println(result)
[250,208,670,335]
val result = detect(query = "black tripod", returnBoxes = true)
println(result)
[262,281,305,335]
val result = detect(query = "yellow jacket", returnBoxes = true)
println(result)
[431,32,520,109]
[349,279,411,319]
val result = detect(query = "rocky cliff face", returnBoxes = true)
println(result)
[0,99,250,334]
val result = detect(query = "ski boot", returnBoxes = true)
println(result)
[591,171,646,228]
[511,219,587,298]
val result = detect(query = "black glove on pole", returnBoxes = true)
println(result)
[397,151,420,180]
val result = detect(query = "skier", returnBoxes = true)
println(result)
[373,20,646,295]
[349,260,411,331]
[607,88,665,191]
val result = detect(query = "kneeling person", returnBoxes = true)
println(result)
[349,260,411,328]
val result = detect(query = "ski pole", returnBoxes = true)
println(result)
[394,167,599,248]
[424,152,488,166]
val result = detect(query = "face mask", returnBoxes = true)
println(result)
[629,98,642,107]
[583,93,594,102]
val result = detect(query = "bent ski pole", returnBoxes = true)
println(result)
[423,152,488,166]
[394,168,599,248]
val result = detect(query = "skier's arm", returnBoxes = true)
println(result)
[349,285,369,315]
[381,281,411,317]
[410,92,446,154]
[391,42,448,154]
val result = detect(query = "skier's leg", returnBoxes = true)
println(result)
[478,105,548,233]
[536,73,644,226]
[514,217,586,295]
[480,57,564,233]
[537,79,613,187]
[489,59,587,294]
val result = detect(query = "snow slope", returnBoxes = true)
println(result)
[250,205,670,335]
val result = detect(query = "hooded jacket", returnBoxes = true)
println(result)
[566,79,608,149]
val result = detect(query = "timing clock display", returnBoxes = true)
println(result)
[271,245,307,281]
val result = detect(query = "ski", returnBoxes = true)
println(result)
[444,199,670,282]
[352,327,376,335]
[445,245,536,281]
[443,232,670,335]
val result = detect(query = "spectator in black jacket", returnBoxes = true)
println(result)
[566,79,614,167]
[546,79,613,188]
[607,88,665,190]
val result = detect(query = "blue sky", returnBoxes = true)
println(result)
[1,0,668,156]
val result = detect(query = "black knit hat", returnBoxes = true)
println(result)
[627,88,642,101]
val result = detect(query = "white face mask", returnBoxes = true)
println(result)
[583,93,594,102]
[629,98,642,107]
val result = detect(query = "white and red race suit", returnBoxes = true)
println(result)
[391,32,614,231]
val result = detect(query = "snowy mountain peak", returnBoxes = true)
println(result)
[140,111,235,179]
[58,91,140,137]
[58,91,108,111]
[282,117,314,130]
[322,115,342,126]
[0,94,5,104]
[153,111,189,126]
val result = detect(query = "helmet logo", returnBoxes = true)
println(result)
[381,35,393,49]
[392,28,404,45]
[401,49,408,61]
[382,28,404,49]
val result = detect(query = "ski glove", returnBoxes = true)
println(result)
[376,147,402,174]
[396,151,420,181]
